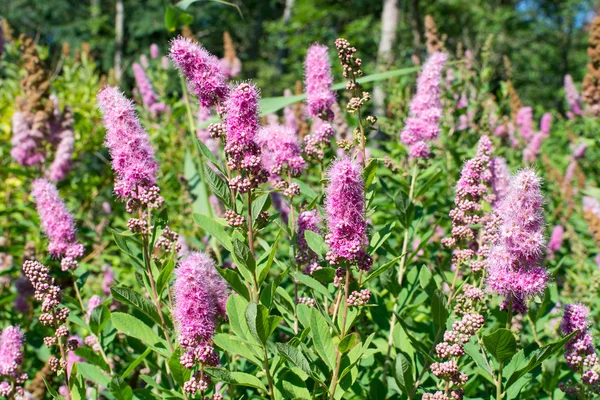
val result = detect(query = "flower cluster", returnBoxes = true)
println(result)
[564,74,582,118]
[31,179,84,271]
[97,86,161,201]
[515,106,533,142]
[304,118,334,160]
[174,252,229,376]
[486,169,548,313]
[22,260,74,373]
[223,83,269,193]
[425,312,485,400]
[296,210,322,274]
[48,104,75,182]
[0,326,27,399]
[442,136,493,272]
[169,37,229,108]
[489,157,510,208]
[558,304,600,396]
[400,52,447,159]
[132,63,166,117]
[325,158,372,271]
[334,38,363,87]
[256,124,305,178]
[347,289,371,306]
[304,43,336,120]
[583,196,600,245]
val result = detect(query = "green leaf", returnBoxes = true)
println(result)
[276,343,312,377]
[311,267,336,283]
[195,138,226,175]
[204,368,267,392]
[394,353,414,394]
[463,340,495,383]
[78,362,111,388]
[156,258,176,295]
[309,308,335,370]
[89,304,111,336]
[74,347,110,372]
[233,239,256,273]
[109,375,134,400]
[217,267,250,300]
[363,159,378,189]
[226,294,252,340]
[338,334,358,353]
[304,230,326,257]
[292,272,332,301]
[483,329,517,363]
[111,312,167,354]
[168,348,192,387]
[121,348,151,379]
[277,369,311,400]
[192,213,232,251]
[213,333,262,366]
[204,163,234,209]
[252,193,271,224]
[362,256,402,286]
[394,191,414,228]
[175,0,243,18]
[419,265,432,290]
[110,287,170,328]
[431,290,448,329]
[245,302,280,345]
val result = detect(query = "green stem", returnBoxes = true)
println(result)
[329,267,351,398]
[262,345,276,399]
[496,360,504,400]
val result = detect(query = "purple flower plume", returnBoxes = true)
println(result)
[169,36,229,108]
[540,113,552,136]
[548,225,564,253]
[48,107,75,182]
[11,111,45,166]
[523,132,544,163]
[97,86,159,198]
[296,210,322,274]
[325,157,372,270]
[486,169,548,312]
[132,63,166,117]
[150,44,159,59]
[0,326,25,377]
[564,74,582,117]
[256,124,305,177]
[32,179,84,270]
[304,44,336,121]
[516,107,533,142]
[560,304,596,370]
[490,157,510,208]
[400,52,447,159]
[174,252,229,350]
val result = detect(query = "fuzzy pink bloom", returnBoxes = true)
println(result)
[169,36,229,108]
[101,264,114,297]
[87,295,102,319]
[548,225,564,252]
[486,169,548,311]
[31,179,84,268]
[0,326,24,377]
[540,113,552,136]
[132,63,166,117]
[10,111,45,166]
[304,44,336,121]
[457,92,468,109]
[573,143,587,159]
[48,107,75,182]
[174,252,229,350]
[564,74,582,116]
[140,54,149,69]
[150,44,159,59]
[256,124,305,177]
[564,161,576,186]
[560,303,595,370]
[97,86,159,198]
[296,210,322,274]
[400,52,447,159]
[583,196,600,217]
[516,107,533,141]
[523,132,544,163]
[325,158,371,270]
[490,157,510,208]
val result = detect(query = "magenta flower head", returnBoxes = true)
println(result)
[0,326,25,377]
[150,43,159,59]
[32,178,84,270]
[256,124,305,177]
[560,303,595,370]
[573,143,587,159]
[11,111,45,167]
[400,51,447,159]
[325,157,371,270]
[296,210,322,274]
[486,169,548,313]
[169,36,229,108]
[48,108,75,182]
[564,74,582,116]
[132,63,165,117]
[516,107,533,141]
[490,157,510,208]
[304,43,336,121]
[97,86,159,198]
[174,252,229,350]
[540,113,552,136]
[548,225,564,253]
[523,132,544,163]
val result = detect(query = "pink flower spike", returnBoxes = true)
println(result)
[540,113,552,136]
[97,86,159,198]
[564,74,582,116]
[132,63,166,117]
[31,179,84,267]
[304,43,336,121]
[256,124,305,177]
[0,326,25,377]
[548,225,564,252]
[169,36,229,108]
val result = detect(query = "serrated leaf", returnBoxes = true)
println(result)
[292,272,332,301]
[363,159,378,189]
[310,308,335,370]
[217,267,250,300]
[304,230,326,257]
[483,329,517,362]
[109,375,133,400]
[110,287,170,328]
[338,334,358,353]
[245,302,280,345]
[233,239,256,273]
[111,312,167,355]
[156,258,176,295]
[431,290,448,329]
[213,333,262,366]
[74,347,110,372]
[192,213,232,251]
[204,163,234,209]
[276,343,312,377]
[89,304,111,336]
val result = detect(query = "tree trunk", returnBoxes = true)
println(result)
[373,0,399,116]
[114,0,124,82]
